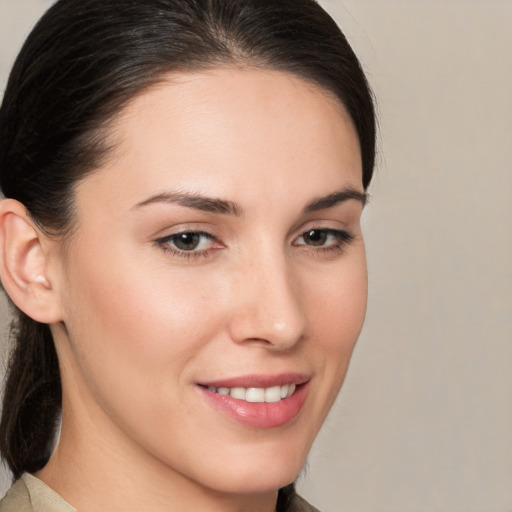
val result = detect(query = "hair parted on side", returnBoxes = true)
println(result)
[0,0,376,480]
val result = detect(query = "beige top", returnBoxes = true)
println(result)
[0,474,319,512]
[0,474,76,512]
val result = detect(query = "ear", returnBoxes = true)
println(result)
[0,198,63,323]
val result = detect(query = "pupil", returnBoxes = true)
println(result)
[306,230,326,246]
[175,233,200,250]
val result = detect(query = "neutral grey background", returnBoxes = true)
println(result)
[1,1,511,511]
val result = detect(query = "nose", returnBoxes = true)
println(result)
[227,250,307,350]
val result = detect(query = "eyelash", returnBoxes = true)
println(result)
[155,228,354,260]
[155,231,216,259]
[294,228,354,253]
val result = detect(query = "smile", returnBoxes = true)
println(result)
[198,373,309,428]
[205,383,296,403]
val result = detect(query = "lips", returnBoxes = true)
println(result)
[197,374,309,429]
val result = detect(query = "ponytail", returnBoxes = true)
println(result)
[0,309,61,480]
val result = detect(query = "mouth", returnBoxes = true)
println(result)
[197,374,309,429]
[201,383,297,403]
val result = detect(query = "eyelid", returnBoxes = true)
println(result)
[154,229,223,259]
[152,224,355,262]
[293,227,354,250]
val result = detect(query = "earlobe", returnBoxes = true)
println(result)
[0,198,62,323]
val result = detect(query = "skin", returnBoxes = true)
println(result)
[5,69,367,512]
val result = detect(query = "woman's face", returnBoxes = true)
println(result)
[50,69,367,495]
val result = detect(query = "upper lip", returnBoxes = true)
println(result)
[198,373,310,389]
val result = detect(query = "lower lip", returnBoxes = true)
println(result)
[199,383,309,429]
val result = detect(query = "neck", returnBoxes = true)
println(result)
[37,401,278,512]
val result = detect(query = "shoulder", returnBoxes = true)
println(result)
[0,474,76,512]
[277,484,321,512]
[0,476,32,512]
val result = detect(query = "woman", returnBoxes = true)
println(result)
[0,0,375,511]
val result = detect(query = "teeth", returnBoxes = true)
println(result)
[207,383,297,402]
[264,385,282,403]
[246,388,265,402]
[230,387,246,400]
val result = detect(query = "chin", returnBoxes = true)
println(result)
[203,466,301,496]
[191,439,311,495]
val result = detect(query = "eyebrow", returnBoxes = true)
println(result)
[133,191,243,216]
[303,188,368,213]
[133,187,367,216]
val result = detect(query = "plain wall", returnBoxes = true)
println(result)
[1,1,511,511]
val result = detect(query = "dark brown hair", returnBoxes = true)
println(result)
[0,0,376,480]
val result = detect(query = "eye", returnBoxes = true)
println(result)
[155,231,217,256]
[294,228,353,250]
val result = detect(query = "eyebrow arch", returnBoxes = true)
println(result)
[133,187,367,216]
[133,191,243,216]
[303,188,368,213]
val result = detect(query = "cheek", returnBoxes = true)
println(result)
[59,244,229,397]
[304,250,367,405]
[57,248,236,466]
[309,251,367,351]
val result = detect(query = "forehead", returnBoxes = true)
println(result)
[80,68,363,210]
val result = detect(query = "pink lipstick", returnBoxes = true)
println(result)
[197,373,309,429]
